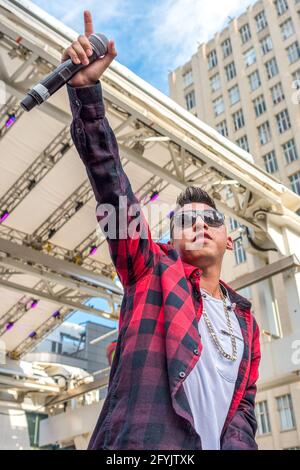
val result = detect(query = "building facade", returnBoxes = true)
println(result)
[169,0,300,450]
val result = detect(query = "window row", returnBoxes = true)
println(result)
[212,82,285,115]
[184,64,299,109]
[258,109,291,145]
[207,24,300,73]
[215,117,298,170]
[209,47,300,102]
[255,393,297,435]
[214,106,292,140]
[207,6,298,71]
[187,79,286,111]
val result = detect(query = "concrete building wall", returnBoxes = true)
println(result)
[0,405,30,450]
[169,0,300,450]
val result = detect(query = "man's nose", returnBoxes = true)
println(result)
[193,215,208,231]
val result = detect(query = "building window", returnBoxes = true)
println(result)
[260,35,273,55]
[248,70,261,91]
[263,150,278,173]
[292,69,300,89]
[240,23,252,43]
[287,41,300,64]
[265,58,279,79]
[253,95,267,117]
[213,96,225,116]
[234,238,247,264]
[271,82,285,104]
[255,401,272,435]
[244,47,257,67]
[289,171,300,195]
[216,120,228,137]
[283,139,298,163]
[280,18,294,40]
[255,11,268,32]
[222,38,232,58]
[183,70,193,88]
[236,135,250,152]
[225,62,236,81]
[258,121,271,145]
[228,84,240,105]
[229,218,240,231]
[232,109,245,131]
[276,109,291,133]
[185,90,196,110]
[210,73,221,92]
[207,49,218,69]
[276,394,296,431]
[274,0,289,16]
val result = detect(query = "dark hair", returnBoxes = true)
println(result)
[170,186,216,238]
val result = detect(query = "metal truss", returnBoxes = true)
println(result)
[0,237,123,357]
[1,0,300,362]
[0,96,24,139]
[0,126,71,214]
[1,8,299,243]
[33,181,93,242]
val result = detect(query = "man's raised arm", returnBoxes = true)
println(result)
[63,11,156,286]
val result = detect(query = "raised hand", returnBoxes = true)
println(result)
[61,10,117,87]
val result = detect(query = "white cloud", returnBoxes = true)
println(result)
[33,0,257,93]
[146,0,256,67]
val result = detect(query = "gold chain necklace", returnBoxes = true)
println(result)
[201,284,237,361]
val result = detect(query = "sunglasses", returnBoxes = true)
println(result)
[173,209,225,228]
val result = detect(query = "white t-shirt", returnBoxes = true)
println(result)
[182,287,244,449]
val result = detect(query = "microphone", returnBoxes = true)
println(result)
[20,33,109,112]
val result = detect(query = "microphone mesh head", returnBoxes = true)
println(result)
[89,33,109,57]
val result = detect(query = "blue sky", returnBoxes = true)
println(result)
[33,0,257,95]
[70,297,119,328]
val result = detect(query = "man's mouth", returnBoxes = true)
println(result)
[204,232,212,240]
[191,232,212,243]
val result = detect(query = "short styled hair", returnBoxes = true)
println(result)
[169,186,216,238]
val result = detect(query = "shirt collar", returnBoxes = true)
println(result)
[181,260,251,311]
[182,260,203,280]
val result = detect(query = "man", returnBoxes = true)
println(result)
[62,11,261,450]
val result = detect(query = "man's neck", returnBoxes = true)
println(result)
[199,265,222,300]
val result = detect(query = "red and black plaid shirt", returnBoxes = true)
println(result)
[67,81,261,450]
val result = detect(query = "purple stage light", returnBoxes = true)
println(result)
[6,322,14,331]
[5,114,16,128]
[149,191,159,202]
[30,299,39,309]
[0,211,9,223]
[52,310,61,319]
[88,245,97,256]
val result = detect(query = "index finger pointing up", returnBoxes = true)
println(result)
[84,10,94,37]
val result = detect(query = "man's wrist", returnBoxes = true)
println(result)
[67,80,105,119]
[68,80,100,88]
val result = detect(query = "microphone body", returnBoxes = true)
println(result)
[20,33,109,112]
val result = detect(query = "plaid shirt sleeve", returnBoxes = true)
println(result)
[67,81,156,287]
[221,317,261,450]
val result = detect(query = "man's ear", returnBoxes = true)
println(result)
[226,236,233,251]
